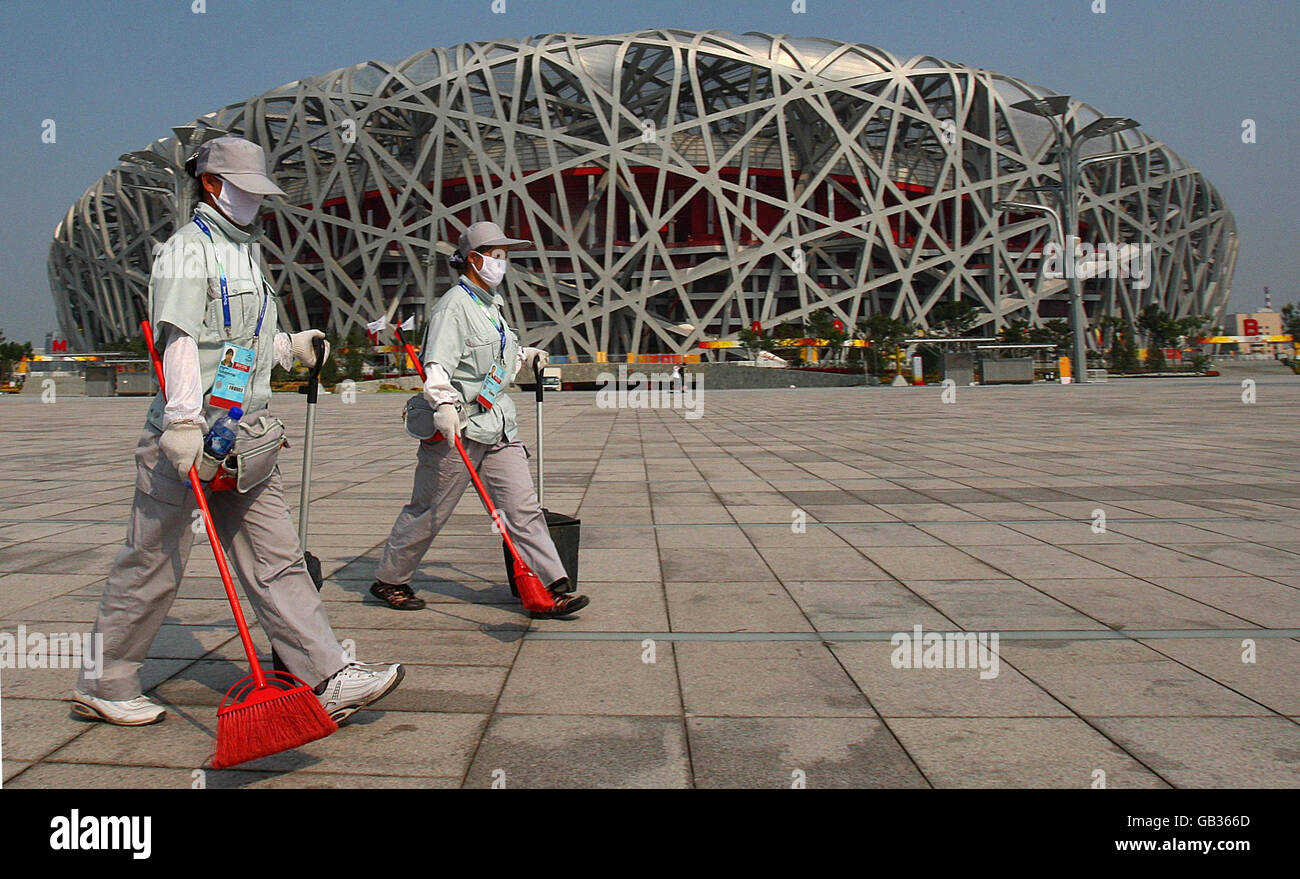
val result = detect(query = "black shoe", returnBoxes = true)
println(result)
[369,580,426,611]
[547,576,575,595]
[530,590,590,618]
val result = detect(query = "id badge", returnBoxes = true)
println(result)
[209,343,255,410]
[476,360,508,410]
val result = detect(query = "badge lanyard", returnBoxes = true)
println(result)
[193,214,269,340]
[459,282,507,361]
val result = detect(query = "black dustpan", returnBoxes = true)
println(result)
[505,360,579,595]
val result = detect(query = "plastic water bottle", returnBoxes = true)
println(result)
[204,406,243,459]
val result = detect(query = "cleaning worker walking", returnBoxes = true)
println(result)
[71,136,403,726]
[371,222,590,616]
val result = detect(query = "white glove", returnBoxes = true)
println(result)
[289,329,330,369]
[159,423,204,476]
[434,403,460,446]
[519,346,548,375]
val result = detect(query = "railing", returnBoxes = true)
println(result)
[336,347,707,365]
[546,353,703,364]
[1210,353,1289,361]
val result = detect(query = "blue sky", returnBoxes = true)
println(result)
[1,0,1295,344]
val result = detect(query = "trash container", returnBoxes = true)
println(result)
[84,365,116,397]
[114,371,155,396]
[504,510,581,594]
[943,352,974,386]
[980,357,1035,384]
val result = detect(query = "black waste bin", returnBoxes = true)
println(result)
[84,365,116,397]
[504,509,580,595]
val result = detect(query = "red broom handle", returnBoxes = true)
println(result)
[141,321,267,689]
[392,322,534,572]
[452,433,532,568]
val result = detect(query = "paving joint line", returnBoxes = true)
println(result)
[523,628,1300,642]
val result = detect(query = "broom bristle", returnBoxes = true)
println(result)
[514,567,556,614]
[211,685,338,769]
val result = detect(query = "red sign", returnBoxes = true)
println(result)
[51,339,68,353]
[1243,318,1260,336]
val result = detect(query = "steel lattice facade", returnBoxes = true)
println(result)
[49,29,1236,356]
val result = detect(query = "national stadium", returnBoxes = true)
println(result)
[47,29,1237,359]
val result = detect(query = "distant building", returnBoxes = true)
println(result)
[50,30,1237,358]
[1223,309,1289,356]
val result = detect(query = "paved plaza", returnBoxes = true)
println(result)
[2,376,1299,788]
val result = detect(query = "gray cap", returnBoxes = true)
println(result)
[192,137,287,197]
[457,221,529,258]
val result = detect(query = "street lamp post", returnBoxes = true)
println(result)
[118,127,230,229]
[993,197,1066,374]
[994,199,1064,245]
[1009,98,1140,384]
[116,150,183,227]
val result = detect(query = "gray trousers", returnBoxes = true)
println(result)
[376,437,567,588]
[78,428,346,701]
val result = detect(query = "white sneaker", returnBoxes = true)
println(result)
[70,691,166,726]
[315,662,404,723]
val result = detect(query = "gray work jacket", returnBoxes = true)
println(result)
[421,275,521,444]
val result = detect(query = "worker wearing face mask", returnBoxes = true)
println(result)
[71,137,404,727]
[370,222,589,616]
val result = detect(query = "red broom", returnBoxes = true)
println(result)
[141,321,337,768]
[394,322,558,614]
[452,433,558,614]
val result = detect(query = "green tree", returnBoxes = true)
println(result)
[1137,304,1179,370]
[318,331,343,386]
[1096,313,1124,348]
[98,334,148,358]
[803,309,849,362]
[1108,330,1140,373]
[0,329,34,384]
[1138,306,1211,371]
[771,321,806,361]
[999,319,1029,344]
[737,326,776,362]
[1281,304,1300,363]
[1174,313,1212,346]
[1028,319,1072,350]
[1098,315,1139,373]
[857,312,912,375]
[343,329,366,381]
[1282,303,1300,341]
[926,300,982,339]
[1175,313,1212,369]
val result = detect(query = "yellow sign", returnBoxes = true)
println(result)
[1200,335,1293,344]
[698,338,866,349]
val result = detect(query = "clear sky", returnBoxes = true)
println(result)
[1,0,1295,345]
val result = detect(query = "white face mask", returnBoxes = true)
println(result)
[473,252,508,288]
[215,178,263,226]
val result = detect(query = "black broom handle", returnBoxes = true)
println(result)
[534,359,544,506]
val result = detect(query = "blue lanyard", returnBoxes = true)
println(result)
[193,214,269,337]
[460,282,506,361]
